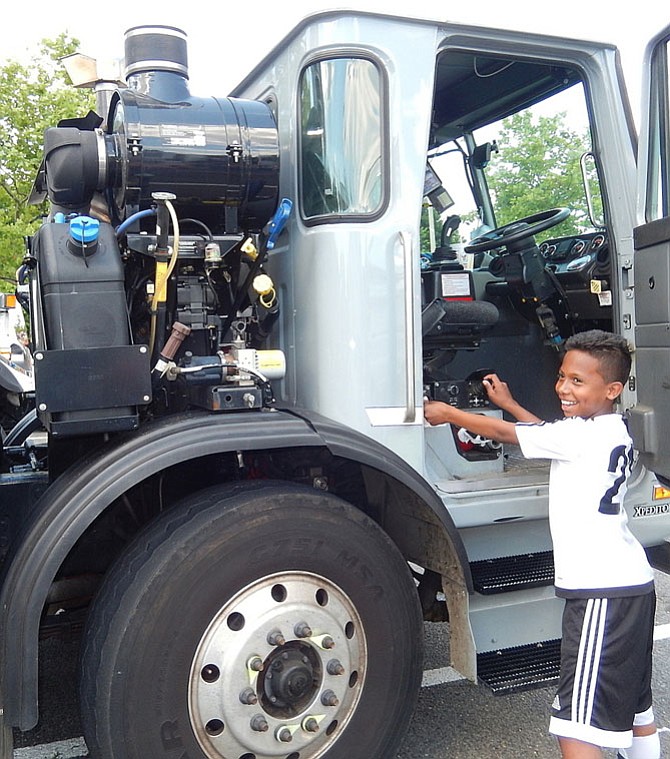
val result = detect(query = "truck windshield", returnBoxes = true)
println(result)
[426,81,601,249]
[424,51,604,258]
[299,57,384,221]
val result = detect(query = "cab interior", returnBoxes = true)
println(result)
[422,49,613,427]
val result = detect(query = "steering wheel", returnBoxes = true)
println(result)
[464,208,571,254]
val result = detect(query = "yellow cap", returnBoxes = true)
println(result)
[253,274,274,295]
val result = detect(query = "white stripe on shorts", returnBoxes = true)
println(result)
[572,597,608,727]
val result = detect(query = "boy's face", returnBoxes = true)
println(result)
[555,349,623,419]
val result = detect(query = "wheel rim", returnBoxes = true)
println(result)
[189,571,368,758]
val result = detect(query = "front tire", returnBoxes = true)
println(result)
[80,481,423,759]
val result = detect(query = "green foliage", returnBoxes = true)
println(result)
[486,110,598,237]
[0,35,95,289]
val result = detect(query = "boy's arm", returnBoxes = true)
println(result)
[423,401,520,443]
[423,373,543,444]
[482,374,543,424]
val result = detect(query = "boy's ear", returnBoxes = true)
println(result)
[606,381,624,401]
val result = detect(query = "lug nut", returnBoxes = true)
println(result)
[327,659,345,676]
[276,726,293,743]
[267,629,286,647]
[302,717,320,733]
[239,687,258,705]
[250,714,269,732]
[294,622,312,638]
[312,634,335,649]
[248,656,264,672]
[321,689,339,707]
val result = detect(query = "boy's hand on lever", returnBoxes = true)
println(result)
[482,373,542,424]
[423,400,454,426]
[482,373,515,409]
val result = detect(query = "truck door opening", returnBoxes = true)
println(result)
[422,50,613,429]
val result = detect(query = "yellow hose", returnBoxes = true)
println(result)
[149,200,180,353]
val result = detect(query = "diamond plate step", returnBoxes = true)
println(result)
[470,551,554,595]
[477,639,561,694]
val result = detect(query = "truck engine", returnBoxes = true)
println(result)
[26,25,287,442]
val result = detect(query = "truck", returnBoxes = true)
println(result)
[1,11,670,759]
[0,291,33,432]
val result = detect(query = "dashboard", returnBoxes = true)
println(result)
[540,231,609,283]
[539,230,611,323]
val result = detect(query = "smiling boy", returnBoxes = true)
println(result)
[424,330,659,759]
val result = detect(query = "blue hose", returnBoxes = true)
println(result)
[116,208,156,236]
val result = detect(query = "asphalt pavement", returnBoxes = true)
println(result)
[12,571,670,759]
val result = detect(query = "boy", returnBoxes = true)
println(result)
[424,330,659,759]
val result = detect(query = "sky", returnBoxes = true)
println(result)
[2,0,669,125]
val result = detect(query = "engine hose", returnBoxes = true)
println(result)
[149,200,180,356]
[115,208,157,237]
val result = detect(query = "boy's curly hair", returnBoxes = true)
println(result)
[564,330,632,384]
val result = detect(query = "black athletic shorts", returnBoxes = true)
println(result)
[549,590,656,749]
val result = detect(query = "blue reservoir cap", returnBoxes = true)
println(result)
[69,215,100,244]
[54,212,66,224]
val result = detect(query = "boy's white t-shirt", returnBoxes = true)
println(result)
[515,414,654,598]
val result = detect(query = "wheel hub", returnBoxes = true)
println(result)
[260,641,322,716]
[188,572,367,759]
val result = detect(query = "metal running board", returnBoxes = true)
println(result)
[477,639,561,694]
[470,551,554,595]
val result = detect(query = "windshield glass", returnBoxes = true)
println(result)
[424,77,603,257]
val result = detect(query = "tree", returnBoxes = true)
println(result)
[0,35,94,289]
[485,109,601,238]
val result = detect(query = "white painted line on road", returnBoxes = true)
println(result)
[14,737,88,758]
[422,665,465,687]
[654,623,670,641]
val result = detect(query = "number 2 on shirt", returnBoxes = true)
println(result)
[599,444,634,515]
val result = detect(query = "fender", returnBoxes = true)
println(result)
[0,407,468,729]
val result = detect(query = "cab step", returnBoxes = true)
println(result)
[477,638,561,694]
[470,551,554,595]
